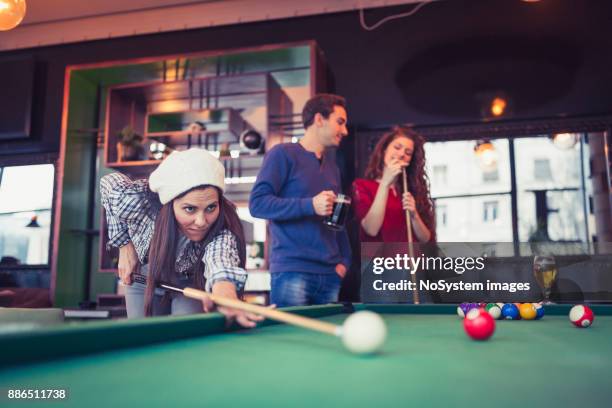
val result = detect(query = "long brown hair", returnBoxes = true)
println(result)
[364,126,436,242]
[144,186,246,316]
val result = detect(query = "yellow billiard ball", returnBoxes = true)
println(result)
[519,303,537,320]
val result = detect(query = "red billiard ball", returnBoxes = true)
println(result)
[569,305,594,328]
[463,308,496,340]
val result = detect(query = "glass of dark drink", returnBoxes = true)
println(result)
[323,194,351,230]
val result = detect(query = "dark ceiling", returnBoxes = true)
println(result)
[2,0,612,155]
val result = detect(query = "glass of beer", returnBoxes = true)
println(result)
[323,194,351,231]
[533,255,558,304]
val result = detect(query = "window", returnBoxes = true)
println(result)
[432,165,448,185]
[436,204,448,227]
[425,139,511,241]
[516,137,590,244]
[533,158,552,181]
[424,135,593,248]
[483,201,499,222]
[0,164,54,266]
[483,168,499,182]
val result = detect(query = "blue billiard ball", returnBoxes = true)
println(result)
[534,303,545,320]
[502,303,520,320]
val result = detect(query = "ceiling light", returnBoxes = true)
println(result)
[0,0,26,31]
[551,133,579,149]
[474,139,498,172]
[490,97,507,117]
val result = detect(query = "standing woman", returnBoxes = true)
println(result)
[353,126,435,243]
[100,148,262,327]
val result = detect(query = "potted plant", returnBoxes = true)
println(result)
[117,126,144,161]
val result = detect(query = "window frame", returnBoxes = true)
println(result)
[0,155,57,268]
[424,135,590,248]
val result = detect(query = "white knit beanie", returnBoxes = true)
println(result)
[149,148,225,204]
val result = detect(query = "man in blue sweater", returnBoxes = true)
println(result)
[249,94,352,306]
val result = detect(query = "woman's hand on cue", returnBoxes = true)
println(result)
[118,242,139,285]
[402,191,417,217]
[205,281,265,328]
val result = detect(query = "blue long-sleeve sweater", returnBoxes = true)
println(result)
[249,143,352,274]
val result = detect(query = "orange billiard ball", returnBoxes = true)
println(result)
[519,303,537,320]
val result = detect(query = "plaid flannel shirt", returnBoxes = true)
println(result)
[100,172,246,292]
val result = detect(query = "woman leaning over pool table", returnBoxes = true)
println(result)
[100,148,262,327]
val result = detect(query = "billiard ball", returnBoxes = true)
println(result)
[534,303,545,320]
[463,308,496,340]
[569,305,594,328]
[485,303,502,320]
[457,304,466,318]
[341,311,387,354]
[502,303,520,320]
[519,303,537,320]
[459,303,475,318]
[466,303,479,312]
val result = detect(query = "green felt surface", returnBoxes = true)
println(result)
[0,305,611,408]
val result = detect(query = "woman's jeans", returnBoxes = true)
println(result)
[120,275,202,319]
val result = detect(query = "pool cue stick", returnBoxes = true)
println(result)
[402,167,420,304]
[135,273,342,337]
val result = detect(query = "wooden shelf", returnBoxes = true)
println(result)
[98,43,326,277]
[104,74,285,165]
[145,107,245,147]
[107,160,161,167]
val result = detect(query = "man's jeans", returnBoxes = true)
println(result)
[270,272,341,307]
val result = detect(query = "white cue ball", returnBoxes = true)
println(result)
[341,311,387,354]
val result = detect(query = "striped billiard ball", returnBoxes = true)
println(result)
[457,304,466,318]
[534,303,545,320]
[569,305,594,328]
[485,303,502,320]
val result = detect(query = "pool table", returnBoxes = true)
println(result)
[1,304,611,408]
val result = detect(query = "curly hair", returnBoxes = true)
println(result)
[364,126,436,242]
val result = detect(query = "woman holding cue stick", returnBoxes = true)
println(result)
[353,126,436,302]
[132,271,387,355]
[101,148,262,327]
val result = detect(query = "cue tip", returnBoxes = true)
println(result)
[160,283,184,293]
